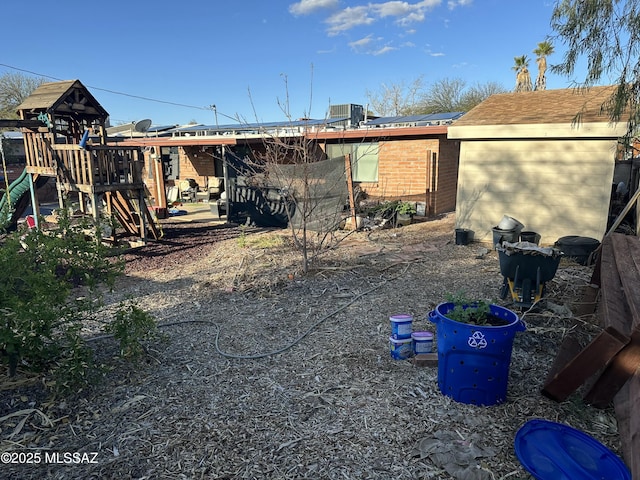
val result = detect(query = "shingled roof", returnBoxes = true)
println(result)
[453,85,618,126]
[16,79,108,119]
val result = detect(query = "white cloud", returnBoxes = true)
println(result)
[326,6,376,36]
[349,35,375,49]
[348,35,401,55]
[325,0,442,34]
[373,45,397,55]
[372,1,419,18]
[430,52,445,56]
[289,0,339,16]
[298,0,471,54]
[447,0,472,9]
[317,46,338,54]
[348,35,397,55]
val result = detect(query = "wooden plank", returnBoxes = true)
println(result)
[574,284,600,317]
[611,233,640,328]
[589,241,603,286]
[0,119,43,128]
[85,150,96,186]
[626,370,640,479]
[25,166,56,176]
[584,328,640,407]
[600,236,631,336]
[111,191,139,236]
[541,327,629,402]
[51,144,84,151]
[613,365,640,479]
[543,335,583,387]
[143,204,161,240]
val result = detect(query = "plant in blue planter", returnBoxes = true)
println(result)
[444,291,495,326]
[428,291,525,406]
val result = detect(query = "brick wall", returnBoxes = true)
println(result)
[179,146,216,189]
[146,136,461,214]
[141,146,219,205]
[358,135,460,215]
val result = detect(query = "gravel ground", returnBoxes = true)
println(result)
[0,213,626,479]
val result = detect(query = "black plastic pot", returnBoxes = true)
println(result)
[520,231,540,244]
[492,226,521,249]
[554,236,600,265]
[455,228,470,245]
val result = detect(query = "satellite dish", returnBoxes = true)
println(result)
[133,119,152,133]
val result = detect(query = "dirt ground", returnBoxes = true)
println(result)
[0,211,626,479]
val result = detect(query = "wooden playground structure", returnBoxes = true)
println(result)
[5,79,160,241]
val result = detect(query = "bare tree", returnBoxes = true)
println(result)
[365,77,425,116]
[367,76,506,116]
[419,78,468,113]
[238,127,350,274]
[0,72,46,119]
[240,79,351,274]
[419,78,507,113]
[459,82,509,111]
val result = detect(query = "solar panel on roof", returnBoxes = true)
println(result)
[363,112,464,126]
[176,117,349,133]
[147,125,178,132]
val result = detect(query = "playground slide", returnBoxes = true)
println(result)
[0,168,42,230]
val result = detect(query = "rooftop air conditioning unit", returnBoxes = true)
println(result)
[329,104,364,127]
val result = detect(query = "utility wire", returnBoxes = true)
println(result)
[0,62,239,122]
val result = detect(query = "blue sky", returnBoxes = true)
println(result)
[1,0,593,127]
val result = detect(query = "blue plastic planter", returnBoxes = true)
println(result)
[428,302,525,406]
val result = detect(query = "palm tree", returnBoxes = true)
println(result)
[533,41,555,91]
[513,55,532,92]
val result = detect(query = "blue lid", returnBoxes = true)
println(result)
[514,419,631,480]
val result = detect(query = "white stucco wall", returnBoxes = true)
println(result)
[449,123,622,245]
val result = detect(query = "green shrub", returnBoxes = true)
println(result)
[0,210,154,391]
[105,302,157,358]
[395,201,417,215]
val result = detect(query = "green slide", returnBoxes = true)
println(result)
[0,168,37,230]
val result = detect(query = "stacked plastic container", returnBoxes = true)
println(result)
[389,314,433,360]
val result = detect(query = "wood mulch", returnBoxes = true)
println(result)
[0,213,626,479]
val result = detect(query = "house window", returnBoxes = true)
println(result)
[327,142,379,182]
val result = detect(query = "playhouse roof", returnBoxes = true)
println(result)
[16,79,108,119]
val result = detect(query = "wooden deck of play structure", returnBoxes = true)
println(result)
[13,79,160,241]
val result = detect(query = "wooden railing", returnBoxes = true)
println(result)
[23,134,143,193]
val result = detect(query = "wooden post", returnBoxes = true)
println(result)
[138,189,147,243]
[27,173,40,229]
[344,153,357,230]
[152,151,167,209]
[91,193,99,221]
[78,192,87,214]
[222,145,229,221]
